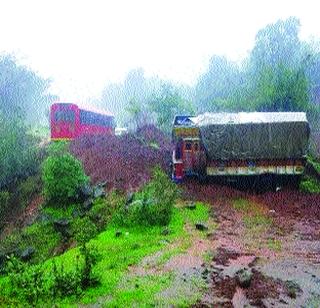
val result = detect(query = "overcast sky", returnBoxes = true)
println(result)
[1,0,319,102]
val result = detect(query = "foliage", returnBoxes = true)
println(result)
[88,197,115,231]
[17,175,42,208]
[299,176,320,193]
[151,84,194,132]
[0,222,61,265]
[51,245,100,298]
[6,256,47,305]
[4,245,99,304]
[42,142,89,205]
[0,199,212,306]
[0,191,10,222]
[115,167,179,226]
[0,54,57,124]
[0,112,39,189]
[72,217,98,245]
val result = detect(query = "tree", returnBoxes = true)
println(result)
[151,83,194,132]
[0,54,57,125]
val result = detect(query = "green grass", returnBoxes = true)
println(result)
[182,202,210,224]
[0,202,213,307]
[233,198,251,213]
[0,222,61,264]
[233,198,273,232]
[42,204,77,219]
[243,214,273,229]
[267,238,282,252]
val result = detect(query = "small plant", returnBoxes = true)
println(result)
[72,217,98,245]
[267,238,282,252]
[18,175,42,208]
[6,256,47,305]
[51,259,82,298]
[299,176,320,193]
[0,191,10,226]
[115,167,179,227]
[42,142,89,206]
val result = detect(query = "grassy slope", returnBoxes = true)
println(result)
[0,202,211,307]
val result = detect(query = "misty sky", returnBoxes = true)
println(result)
[1,0,319,102]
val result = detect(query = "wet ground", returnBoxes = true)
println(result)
[183,179,320,307]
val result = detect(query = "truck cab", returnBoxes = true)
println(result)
[171,116,206,182]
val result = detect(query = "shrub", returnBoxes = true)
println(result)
[4,245,100,304]
[299,176,320,193]
[6,256,47,305]
[0,191,10,220]
[42,142,89,206]
[72,217,98,245]
[51,244,100,298]
[0,222,61,266]
[17,175,42,208]
[116,167,179,226]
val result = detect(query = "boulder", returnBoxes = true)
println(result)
[115,230,122,237]
[20,247,35,261]
[235,268,253,288]
[93,185,106,199]
[78,183,93,201]
[53,218,70,238]
[195,222,208,231]
[161,227,170,236]
[185,203,196,210]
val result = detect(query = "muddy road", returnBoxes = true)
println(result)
[183,179,320,307]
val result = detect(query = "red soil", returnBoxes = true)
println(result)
[70,125,172,191]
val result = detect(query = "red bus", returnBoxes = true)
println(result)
[50,102,115,140]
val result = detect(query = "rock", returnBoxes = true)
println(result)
[235,268,253,288]
[53,218,70,238]
[0,252,7,271]
[115,230,122,237]
[161,227,170,236]
[93,185,106,199]
[83,198,94,211]
[78,183,93,200]
[20,247,35,261]
[185,203,196,210]
[285,280,300,299]
[159,239,170,245]
[195,222,208,231]
[126,192,134,205]
[36,213,52,223]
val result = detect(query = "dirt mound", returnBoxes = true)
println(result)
[70,125,171,191]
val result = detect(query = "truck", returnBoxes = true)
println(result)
[171,112,310,183]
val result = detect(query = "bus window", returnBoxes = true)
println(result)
[54,110,75,122]
[194,142,199,152]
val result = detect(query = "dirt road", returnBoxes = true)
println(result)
[183,179,320,307]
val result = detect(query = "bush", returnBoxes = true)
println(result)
[0,113,40,189]
[17,175,42,208]
[72,217,98,245]
[299,176,320,193]
[0,191,10,220]
[42,142,89,206]
[0,222,61,266]
[4,245,100,304]
[6,256,47,305]
[115,167,179,226]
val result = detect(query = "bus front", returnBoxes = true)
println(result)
[50,103,78,140]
